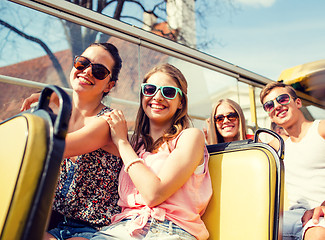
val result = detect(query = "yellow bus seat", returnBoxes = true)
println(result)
[202,129,284,240]
[0,85,71,240]
[283,185,289,211]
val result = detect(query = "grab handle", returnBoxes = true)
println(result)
[35,85,72,139]
[254,128,284,160]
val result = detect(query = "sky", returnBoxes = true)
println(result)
[202,0,325,81]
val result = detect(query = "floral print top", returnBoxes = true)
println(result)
[52,107,122,229]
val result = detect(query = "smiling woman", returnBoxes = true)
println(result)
[205,98,253,144]
[20,42,123,240]
[94,63,212,240]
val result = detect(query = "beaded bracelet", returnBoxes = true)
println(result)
[124,158,144,173]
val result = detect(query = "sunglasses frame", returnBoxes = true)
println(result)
[263,93,291,113]
[141,83,183,100]
[214,112,239,124]
[74,55,111,80]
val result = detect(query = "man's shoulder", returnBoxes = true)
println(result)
[318,120,325,139]
[280,134,289,141]
[318,119,325,126]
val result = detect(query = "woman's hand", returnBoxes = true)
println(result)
[20,91,61,112]
[203,117,211,144]
[104,109,129,145]
[20,92,41,111]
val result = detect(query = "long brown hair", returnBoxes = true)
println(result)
[131,63,191,152]
[207,99,247,144]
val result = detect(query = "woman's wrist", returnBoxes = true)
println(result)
[116,138,130,149]
[116,139,138,161]
[124,158,144,173]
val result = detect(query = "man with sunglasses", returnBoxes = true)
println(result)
[260,81,325,240]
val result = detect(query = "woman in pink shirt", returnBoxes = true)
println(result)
[92,63,212,240]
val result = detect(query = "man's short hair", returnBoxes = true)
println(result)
[260,81,298,104]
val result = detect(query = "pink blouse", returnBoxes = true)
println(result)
[111,131,212,239]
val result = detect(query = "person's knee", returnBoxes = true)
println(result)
[43,232,56,240]
[304,226,325,240]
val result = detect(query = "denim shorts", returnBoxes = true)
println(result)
[91,218,196,240]
[283,206,307,240]
[48,216,97,240]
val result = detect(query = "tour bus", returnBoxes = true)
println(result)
[1,1,324,239]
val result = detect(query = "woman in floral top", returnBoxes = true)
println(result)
[21,43,123,240]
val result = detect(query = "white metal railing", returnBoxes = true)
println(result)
[0,75,207,120]
[0,75,71,92]
[0,75,138,107]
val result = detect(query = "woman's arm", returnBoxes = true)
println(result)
[21,93,119,158]
[64,117,118,158]
[268,133,288,152]
[203,117,211,144]
[143,128,204,206]
[20,92,60,111]
[106,109,205,207]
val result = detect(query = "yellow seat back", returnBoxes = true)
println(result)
[0,85,71,240]
[202,140,284,240]
[0,114,47,240]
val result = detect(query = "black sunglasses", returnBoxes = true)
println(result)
[263,93,291,113]
[74,56,111,80]
[141,83,183,100]
[214,112,239,124]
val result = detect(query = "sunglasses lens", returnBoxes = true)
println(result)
[143,84,157,96]
[264,94,291,113]
[215,112,238,124]
[215,115,225,124]
[263,101,274,112]
[142,84,181,99]
[227,112,238,121]
[74,56,90,70]
[162,87,177,99]
[92,64,109,80]
[277,94,290,105]
[74,56,110,80]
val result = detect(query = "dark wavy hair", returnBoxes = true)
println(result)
[88,43,122,97]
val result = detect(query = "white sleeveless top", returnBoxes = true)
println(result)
[285,120,325,209]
